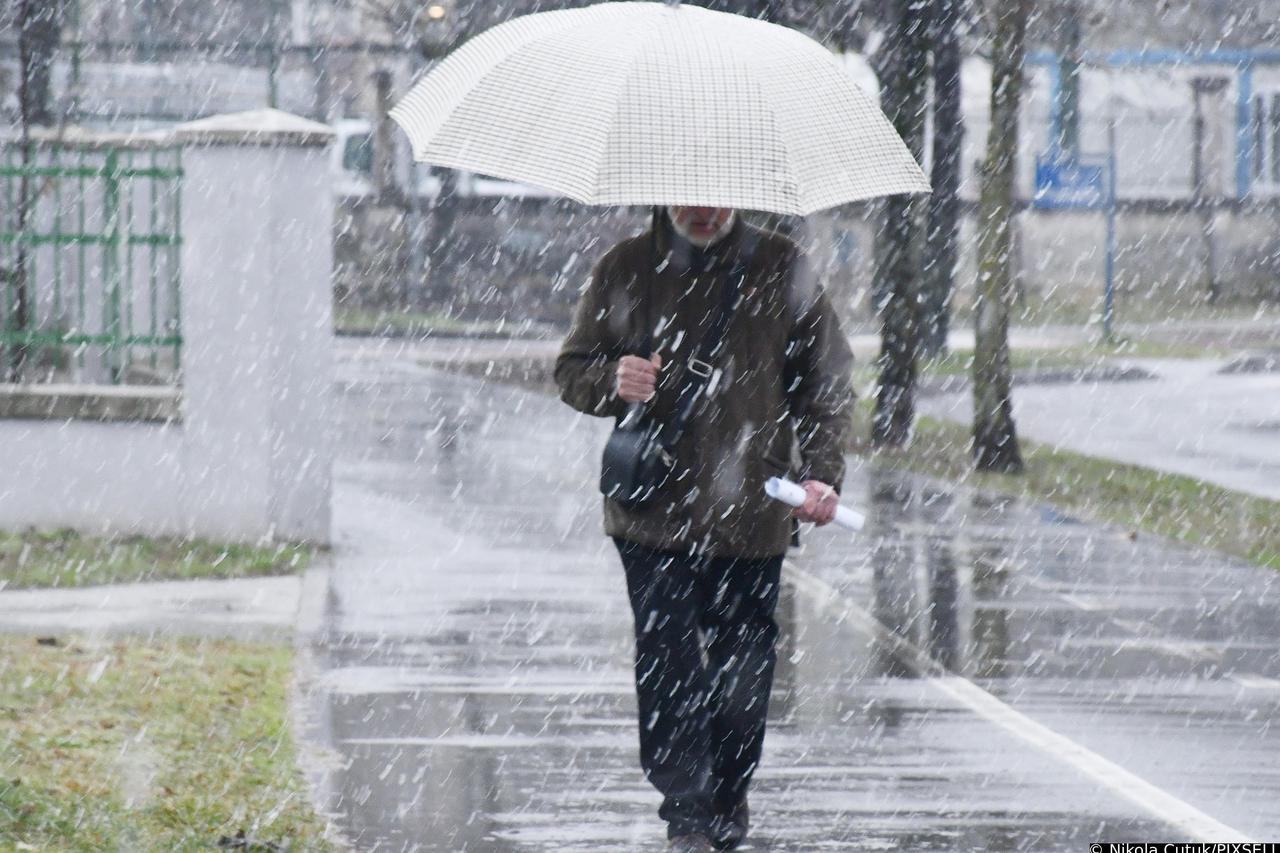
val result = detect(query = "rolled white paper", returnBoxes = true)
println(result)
[764,477,866,532]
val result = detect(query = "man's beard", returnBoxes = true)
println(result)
[668,209,736,247]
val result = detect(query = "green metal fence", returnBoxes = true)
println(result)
[0,142,182,385]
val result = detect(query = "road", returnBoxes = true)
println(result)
[919,356,1280,501]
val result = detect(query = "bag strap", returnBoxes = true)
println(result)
[651,225,757,455]
[612,210,661,432]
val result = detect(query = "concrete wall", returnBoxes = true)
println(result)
[0,110,335,545]
[1012,205,1280,303]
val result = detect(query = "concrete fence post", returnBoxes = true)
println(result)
[173,109,335,545]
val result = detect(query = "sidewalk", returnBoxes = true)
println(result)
[297,354,1280,850]
[338,325,1091,368]
[337,315,1280,367]
[0,572,310,641]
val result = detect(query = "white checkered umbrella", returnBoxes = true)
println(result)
[390,1,930,216]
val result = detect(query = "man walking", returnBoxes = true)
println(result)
[554,206,854,851]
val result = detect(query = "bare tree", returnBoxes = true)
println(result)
[1192,75,1228,303]
[971,0,1028,473]
[14,0,65,126]
[6,0,69,381]
[1053,1,1084,156]
[871,0,929,448]
[371,68,406,207]
[919,0,964,359]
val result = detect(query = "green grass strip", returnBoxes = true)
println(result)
[0,636,334,851]
[0,530,313,591]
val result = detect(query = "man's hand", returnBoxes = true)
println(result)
[794,479,838,526]
[616,353,663,403]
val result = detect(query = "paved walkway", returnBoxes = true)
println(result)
[295,354,1280,851]
[338,316,1280,367]
[340,326,1091,369]
[0,574,306,641]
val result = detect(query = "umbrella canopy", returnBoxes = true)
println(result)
[390,1,930,216]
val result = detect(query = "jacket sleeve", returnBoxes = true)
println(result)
[554,252,630,420]
[786,260,856,493]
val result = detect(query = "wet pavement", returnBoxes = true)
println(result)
[0,574,303,640]
[300,346,1280,851]
[336,315,1280,369]
[335,323,1094,370]
[919,356,1280,500]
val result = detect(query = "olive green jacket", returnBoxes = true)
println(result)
[553,216,855,559]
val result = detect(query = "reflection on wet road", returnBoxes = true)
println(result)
[303,351,1280,850]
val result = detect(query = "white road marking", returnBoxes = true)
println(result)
[785,563,1255,844]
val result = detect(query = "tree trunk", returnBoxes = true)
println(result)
[17,0,63,127]
[971,0,1028,474]
[1056,2,1083,156]
[372,69,406,208]
[8,0,66,380]
[871,0,930,448]
[1191,76,1228,304]
[919,0,964,359]
[425,167,461,315]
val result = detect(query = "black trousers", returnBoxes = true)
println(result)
[613,537,783,840]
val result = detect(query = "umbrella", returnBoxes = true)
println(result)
[390,1,929,216]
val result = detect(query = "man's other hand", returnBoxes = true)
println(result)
[616,353,663,403]
[794,479,838,526]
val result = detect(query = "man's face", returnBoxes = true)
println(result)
[669,206,734,243]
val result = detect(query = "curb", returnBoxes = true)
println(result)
[287,552,352,850]
[295,554,333,644]
[334,327,559,342]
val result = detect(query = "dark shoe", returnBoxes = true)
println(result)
[668,833,715,852]
[711,800,749,850]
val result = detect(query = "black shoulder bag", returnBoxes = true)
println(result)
[600,223,753,509]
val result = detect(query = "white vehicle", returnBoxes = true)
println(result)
[331,118,559,201]
[467,174,560,200]
[331,118,378,199]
